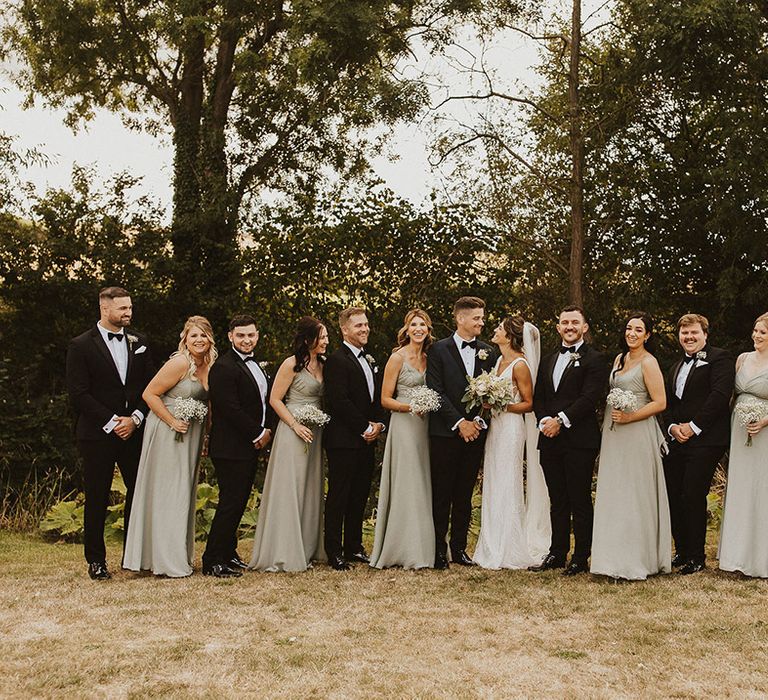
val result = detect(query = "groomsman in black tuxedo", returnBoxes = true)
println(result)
[427,296,496,569]
[531,305,607,576]
[663,313,734,574]
[323,307,387,571]
[202,314,276,578]
[66,287,155,580]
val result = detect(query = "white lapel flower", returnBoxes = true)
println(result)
[259,361,269,370]
[570,352,581,367]
[126,334,138,344]
[477,349,489,361]
[365,353,376,366]
[696,350,707,361]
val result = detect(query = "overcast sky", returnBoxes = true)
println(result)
[0,2,606,213]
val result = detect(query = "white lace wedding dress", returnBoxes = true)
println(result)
[474,334,550,569]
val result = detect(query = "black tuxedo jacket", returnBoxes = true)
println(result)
[533,342,607,451]
[426,336,497,438]
[66,327,155,441]
[208,350,277,461]
[663,344,734,449]
[323,344,387,450]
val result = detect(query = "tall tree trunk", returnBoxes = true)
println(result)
[567,0,585,307]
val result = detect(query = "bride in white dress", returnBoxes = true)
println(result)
[474,316,550,569]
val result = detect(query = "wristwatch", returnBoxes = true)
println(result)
[130,414,141,427]
[555,416,564,426]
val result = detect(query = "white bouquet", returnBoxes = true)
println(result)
[734,399,768,446]
[408,386,441,415]
[171,396,208,442]
[462,370,517,418]
[291,405,331,429]
[606,388,638,431]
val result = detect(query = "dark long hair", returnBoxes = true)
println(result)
[501,315,525,353]
[616,311,656,373]
[293,316,326,372]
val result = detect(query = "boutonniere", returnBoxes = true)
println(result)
[696,351,707,361]
[365,353,376,366]
[477,349,489,361]
[259,361,269,370]
[570,352,581,368]
[126,334,138,344]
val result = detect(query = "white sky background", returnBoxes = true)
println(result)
[0,1,609,213]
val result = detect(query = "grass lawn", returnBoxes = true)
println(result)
[1,531,766,698]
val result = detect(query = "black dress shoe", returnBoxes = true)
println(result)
[671,553,686,568]
[528,554,566,572]
[202,563,242,578]
[346,551,370,564]
[228,555,248,570]
[451,550,476,566]
[88,562,111,581]
[329,555,350,571]
[562,559,589,576]
[434,554,450,570]
[679,560,706,575]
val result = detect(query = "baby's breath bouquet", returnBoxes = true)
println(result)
[606,388,638,430]
[462,370,517,419]
[291,405,331,428]
[734,399,768,446]
[171,397,208,442]
[408,386,441,415]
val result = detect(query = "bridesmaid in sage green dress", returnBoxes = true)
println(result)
[124,316,217,577]
[371,309,435,570]
[250,317,328,572]
[591,312,672,580]
[719,313,768,578]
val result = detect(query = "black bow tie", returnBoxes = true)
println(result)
[107,332,124,342]
[461,340,477,350]
[683,355,695,364]
[560,345,576,354]
[243,355,257,363]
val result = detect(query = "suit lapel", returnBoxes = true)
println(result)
[545,351,558,393]
[671,359,684,395]
[556,344,586,392]
[682,345,708,396]
[234,353,260,390]
[343,344,370,390]
[90,327,123,384]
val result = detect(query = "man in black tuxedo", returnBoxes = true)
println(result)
[323,307,387,571]
[531,305,607,576]
[202,314,276,578]
[663,313,734,574]
[66,286,155,580]
[427,296,496,569]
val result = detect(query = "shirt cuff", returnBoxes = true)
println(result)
[538,417,552,431]
[378,423,387,433]
[689,421,702,436]
[452,418,464,432]
[103,415,119,433]
[253,428,266,444]
[667,424,677,439]
[131,410,145,426]
[558,411,571,429]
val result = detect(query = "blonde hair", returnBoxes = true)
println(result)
[394,308,434,353]
[339,306,367,328]
[677,313,709,333]
[174,315,218,379]
[755,313,768,331]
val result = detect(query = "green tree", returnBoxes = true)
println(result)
[3,0,480,327]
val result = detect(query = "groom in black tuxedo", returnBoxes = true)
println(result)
[663,313,734,574]
[66,286,155,580]
[427,296,496,569]
[531,305,607,576]
[203,314,276,578]
[323,307,387,571]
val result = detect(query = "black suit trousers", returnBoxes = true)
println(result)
[324,447,374,558]
[203,456,258,566]
[663,444,723,563]
[430,435,484,557]
[78,436,141,564]
[539,445,597,562]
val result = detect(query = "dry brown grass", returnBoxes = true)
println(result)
[1,531,767,699]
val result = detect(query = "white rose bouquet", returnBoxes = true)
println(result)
[606,388,638,431]
[462,370,517,419]
[408,386,441,416]
[171,397,209,442]
[734,399,768,446]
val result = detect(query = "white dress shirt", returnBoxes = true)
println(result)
[669,356,702,437]
[235,349,268,443]
[97,322,144,433]
[344,341,374,400]
[538,340,584,432]
[453,332,477,377]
